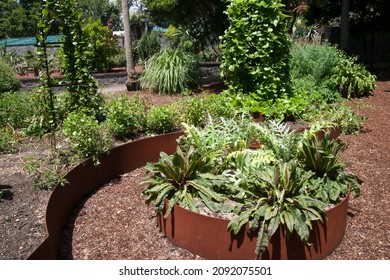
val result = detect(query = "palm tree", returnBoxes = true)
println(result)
[121,0,136,90]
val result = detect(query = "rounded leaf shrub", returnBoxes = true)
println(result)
[0,60,21,93]
[105,94,148,140]
[220,0,291,111]
[63,111,113,165]
[146,104,178,134]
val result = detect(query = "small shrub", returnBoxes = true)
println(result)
[23,154,69,190]
[0,91,34,129]
[0,127,17,153]
[135,31,161,63]
[180,97,209,127]
[105,94,148,140]
[139,48,199,95]
[0,60,21,93]
[146,104,178,134]
[82,19,118,72]
[62,111,113,165]
[333,55,376,98]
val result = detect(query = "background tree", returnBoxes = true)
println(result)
[77,0,121,28]
[142,0,228,51]
[121,0,137,90]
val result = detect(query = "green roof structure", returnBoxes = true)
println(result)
[0,35,63,46]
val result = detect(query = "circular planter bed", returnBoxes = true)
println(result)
[158,192,349,260]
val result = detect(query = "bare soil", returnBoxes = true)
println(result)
[1,81,389,260]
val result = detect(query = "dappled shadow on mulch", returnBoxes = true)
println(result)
[60,82,390,260]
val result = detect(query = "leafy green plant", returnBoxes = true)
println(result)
[146,104,178,134]
[105,94,148,140]
[0,59,21,93]
[220,0,292,110]
[333,55,376,98]
[139,48,199,95]
[0,127,17,153]
[227,160,325,257]
[0,91,34,129]
[82,19,118,72]
[23,154,69,190]
[135,30,161,63]
[62,111,113,165]
[143,144,224,218]
[298,132,362,202]
[312,102,366,135]
[144,117,363,258]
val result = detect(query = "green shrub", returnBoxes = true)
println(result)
[0,60,21,93]
[139,48,199,94]
[180,96,209,127]
[290,43,340,83]
[333,55,376,98]
[146,104,178,134]
[0,91,34,129]
[62,111,113,165]
[82,19,118,72]
[220,0,292,111]
[105,94,148,140]
[0,127,17,153]
[135,31,161,63]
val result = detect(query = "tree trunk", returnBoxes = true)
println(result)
[121,0,137,90]
[340,0,350,51]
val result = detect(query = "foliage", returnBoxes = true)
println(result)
[179,93,238,127]
[23,153,69,190]
[105,94,148,140]
[139,48,199,95]
[146,104,178,134]
[0,126,17,153]
[0,91,34,129]
[227,160,326,257]
[0,0,41,39]
[142,0,228,51]
[311,101,366,135]
[298,132,362,203]
[333,55,376,98]
[143,144,224,218]
[82,19,118,72]
[290,43,340,93]
[144,117,362,257]
[62,111,113,165]
[135,30,161,63]
[220,0,292,112]
[0,59,21,93]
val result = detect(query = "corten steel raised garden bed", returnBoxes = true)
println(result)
[28,131,183,260]
[158,191,350,260]
[27,126,344,260]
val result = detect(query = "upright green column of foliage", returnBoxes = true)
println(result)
[37,0,104,125]
[220,0,292,112]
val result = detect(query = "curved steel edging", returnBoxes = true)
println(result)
[28,131,183,259]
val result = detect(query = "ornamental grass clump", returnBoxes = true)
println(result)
[139,48,199,95]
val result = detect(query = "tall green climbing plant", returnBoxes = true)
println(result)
[220,0,292,113]
[37,0,103,125]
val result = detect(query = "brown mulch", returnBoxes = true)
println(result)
[1,82,389,260]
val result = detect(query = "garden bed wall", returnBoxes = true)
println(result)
[28,132,182,259]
